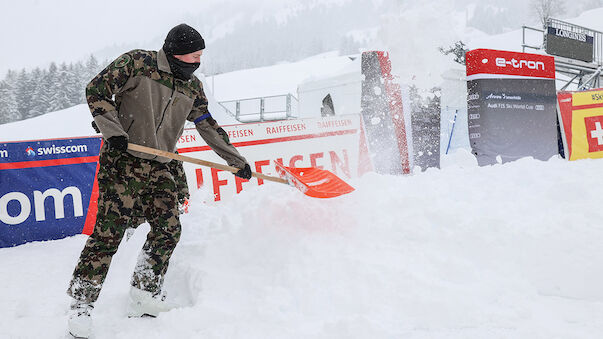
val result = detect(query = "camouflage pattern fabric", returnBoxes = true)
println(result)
[86,48,247,168]
[127,155,189,228]
[67,145,182,303]
[168,153,189,205]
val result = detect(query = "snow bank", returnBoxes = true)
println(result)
[2,154,603,338]
[0,105,95,142]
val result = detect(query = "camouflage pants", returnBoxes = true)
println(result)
[126,153,190,226]
[67,146,182,304]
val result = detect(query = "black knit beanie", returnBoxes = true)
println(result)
[163,24,205,55]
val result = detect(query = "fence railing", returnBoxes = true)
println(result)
[218,94,298,123]
[521,25,544,52]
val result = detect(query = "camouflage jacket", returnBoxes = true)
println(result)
[86,49,247,167]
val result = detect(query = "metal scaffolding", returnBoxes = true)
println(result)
[522,18,603,90]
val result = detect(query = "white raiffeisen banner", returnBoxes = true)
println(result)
[176,114,371,202]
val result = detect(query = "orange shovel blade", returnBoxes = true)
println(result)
[274,161,355,198]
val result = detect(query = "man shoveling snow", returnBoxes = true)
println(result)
[65,23,252,339]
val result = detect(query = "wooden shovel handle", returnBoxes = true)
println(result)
[128,143,288,184]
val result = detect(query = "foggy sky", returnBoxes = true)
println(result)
[0,0,596,77]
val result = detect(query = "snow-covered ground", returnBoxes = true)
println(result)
[2,150,603,338]
[3,6,603,337]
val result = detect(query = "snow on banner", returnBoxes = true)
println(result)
[557,88,603,160]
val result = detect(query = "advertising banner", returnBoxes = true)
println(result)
[361,51,410,175]
[545,26,594,63]
[466,49,559,165]
[0,115,370,247]
[0,137,102,247]
[177,114,371,202]
[557,88,603,160]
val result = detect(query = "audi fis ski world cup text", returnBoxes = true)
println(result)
[0,187,84,225]
[495,58,545,71]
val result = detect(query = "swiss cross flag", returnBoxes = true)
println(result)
[584,115,603,153]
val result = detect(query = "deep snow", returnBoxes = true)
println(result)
[3,6,603,337]
[2,150,603,338]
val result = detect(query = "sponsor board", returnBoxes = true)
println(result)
[0,115,370,247]
[549,27,592,43]
[466,49,558,165]
[545,26,594,63]
[557,89,603,160]
[0,137,102,248]
[177,114,370,202]
[360,51,412,173]
[466,49,555,81]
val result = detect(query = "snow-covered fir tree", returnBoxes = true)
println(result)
[15,69,34,119]
[0,80,20,124]
[0,54,103,125]
[85,55,99,83]
[26,67,46,119]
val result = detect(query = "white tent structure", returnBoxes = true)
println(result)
[296,56,362,118]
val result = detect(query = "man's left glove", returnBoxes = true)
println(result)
[234,163,252,180]
[107,135,129,152]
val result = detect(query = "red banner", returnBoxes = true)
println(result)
[466,49,556,79]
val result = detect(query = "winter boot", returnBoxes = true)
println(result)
[67,300,93,338]
[128,287,178,317]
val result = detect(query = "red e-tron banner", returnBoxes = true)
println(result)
[466,49,559,165]
[466,49,556,80]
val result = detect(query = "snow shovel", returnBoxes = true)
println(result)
[128,143,354,198]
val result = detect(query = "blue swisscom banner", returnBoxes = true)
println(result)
[0,137,102,248]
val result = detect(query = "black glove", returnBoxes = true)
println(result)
[106,135,128,152]
[234,163,252,180]
[216,127,230,144]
